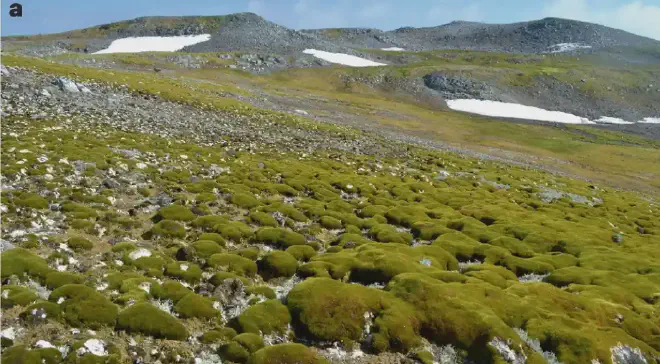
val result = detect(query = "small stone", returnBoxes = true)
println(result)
[56,77,80,93]
[103,178,121,189]
[615,313,624,324]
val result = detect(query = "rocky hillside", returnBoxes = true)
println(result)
[2,62,660,364]
[5,13,659,55]
[305,17,660,53]
[1,12,660,364]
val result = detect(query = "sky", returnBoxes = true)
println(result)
[2,0,660,40]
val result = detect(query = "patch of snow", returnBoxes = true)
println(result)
[1,327,16,340]
[446,99,594,124]
[303,49,386,67]
[547,43,592,53]
[381,47,405,51]
[638,117,660,124]
[57,297,66,304]
[94,34,211,54]
[129,248,151,260]
[180,263,189,272]
[35,340,56,349]
[596,117,635,125]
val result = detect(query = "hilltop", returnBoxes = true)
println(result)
[4,13,660,55]
[1,11,660,364]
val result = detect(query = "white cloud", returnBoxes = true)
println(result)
[427,2,485,24]
[360,2,390,19]
[247,0,265,14]
[542,0,660,40]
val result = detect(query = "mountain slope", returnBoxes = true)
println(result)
[304,17,660,53]
[4,13,659,55]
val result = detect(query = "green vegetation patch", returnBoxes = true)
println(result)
[254,228,307,249]
[1,248,53,282]
[248,343,327,364]
[209,253,258,277]
[49,284,119,328]
[258,251,298,280]
[117,302,189,340]
[174,293,220,319]
[235,299,291,335]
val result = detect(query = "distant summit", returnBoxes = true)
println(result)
[3,13,659,55]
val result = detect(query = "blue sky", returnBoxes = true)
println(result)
[2,0,660,40]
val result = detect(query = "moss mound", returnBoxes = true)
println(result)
[1,345,62,364]
[20,301,62,321]
[49,284,118,328]
[285,245,317,262]
[255,228,307,249]
[245,286,276,299]
[258,251,298,280]
[165,262,202,283]
[150,219,186,238]
[174,293,219,319]
[192,240,225,258]
[67,237,93,251]
[209,253,258,277]
[235,299,291,334]
[199,232,227,246]
[45,271,84,289]
[249,211,279,227]
[117,302,189,340]
[320,216,343,229]
[14,193,49,210]
[154,280,192,303]
[1,286,39,308]
[1,248,52,282]
[231,192,260,209]
[155,204,196,221]
[287,278,420,352]
[201,327,237,343]
[248,344,327,364]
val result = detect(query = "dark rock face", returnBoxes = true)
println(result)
[423,72,501,101]
[306,17,660,54]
